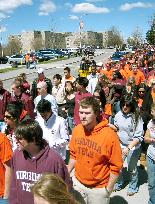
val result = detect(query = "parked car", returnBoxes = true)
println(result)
[67,48,79,55]
[60,48,69,55]
[35,52,51,62]
[83,47,95,56]
[0,56,8,64]
[111,53,122,62]
[39,50,56,59]
[8,54,25,65]
[54,49,65,58]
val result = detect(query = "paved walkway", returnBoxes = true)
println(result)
[110,166,149,204]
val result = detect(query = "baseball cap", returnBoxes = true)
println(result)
[37,68,44,74]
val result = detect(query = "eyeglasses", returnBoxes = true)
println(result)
[4,115,13,119]
[138,91,145,93]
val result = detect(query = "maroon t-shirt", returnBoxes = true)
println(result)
[0,89,11,120]
[9,145,71,204]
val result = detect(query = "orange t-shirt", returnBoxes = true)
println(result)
[100,69,114,80]
[25,54,30,62]
[120,69,127,79]
[130,70,145,85]
[151,91,155,103]
[0,133,12,197]
[69,120,123,188]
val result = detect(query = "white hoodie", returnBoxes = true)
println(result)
[36,113,69,160]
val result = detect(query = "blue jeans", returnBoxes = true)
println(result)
[115,148,140,193]
[26,61,30,69]
[67,116,74,132]
[147,156,155,204]
[0,199,8,204]
[0,122,5,132]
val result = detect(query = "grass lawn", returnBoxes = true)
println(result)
[0,66,23,73]
[0,56,76,73]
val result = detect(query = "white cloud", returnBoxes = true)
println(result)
[120,2,154,11]
[0,26,7,33]
[39,0,56,16]
[69,15,79,20]
[0,0,32,13]
[72,3,110,13]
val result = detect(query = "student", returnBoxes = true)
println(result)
[11,79,34,119]
[74,77,92,126]
[31,173,78,204]
[65,81,75,133]
[31,68,52,100]
[144,103,155,204]
[68,97,122,204]
[34,81,58,116]
[9,120,71,204]
[62,67,75,84]
[36,99,69,160]
[0,132,12,201]
[2,101,30,151]
[0,80,11,131]
[113,95,143,195]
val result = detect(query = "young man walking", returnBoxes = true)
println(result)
[68,97,123,204]
[36,99,69,160]
[9,120,71,204]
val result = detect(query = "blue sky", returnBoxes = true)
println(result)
[0,0,155,44]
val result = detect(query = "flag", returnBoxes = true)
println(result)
[79,20,84,30]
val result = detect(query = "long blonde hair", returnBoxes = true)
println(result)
[31,173,78,204]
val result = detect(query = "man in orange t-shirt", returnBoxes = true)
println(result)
[68,97,122,204]
[61,67,75,84]
[0,132,12,199]
[129,64,145,85]
[25,53,30,69]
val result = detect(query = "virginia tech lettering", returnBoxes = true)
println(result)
[16,171,41,192]
[75,138,101,158]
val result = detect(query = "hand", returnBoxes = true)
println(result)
[122,147,129,156]
[105,187,112,196]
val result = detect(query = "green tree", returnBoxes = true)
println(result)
[5,38,22,55]
[106,26,124,48]
[146,15,155,45]
[131,27,143,46]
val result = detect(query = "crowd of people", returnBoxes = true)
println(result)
[0,45,155,204]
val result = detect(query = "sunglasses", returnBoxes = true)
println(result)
[138,91,145,93]
[4,115,13,119]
